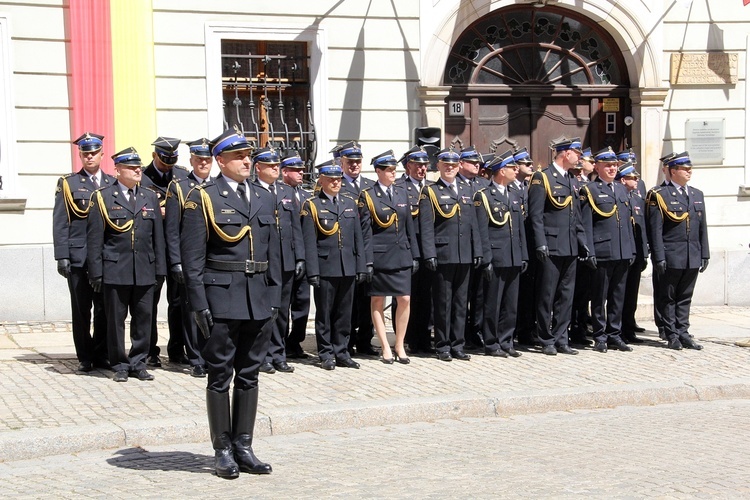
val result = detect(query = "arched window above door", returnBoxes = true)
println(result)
[444,7,626,87]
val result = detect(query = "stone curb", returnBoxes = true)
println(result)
[2,378,749,461]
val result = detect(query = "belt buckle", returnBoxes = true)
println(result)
[244,260,254,274]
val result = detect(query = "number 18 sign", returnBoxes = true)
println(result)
[448,101,465,117]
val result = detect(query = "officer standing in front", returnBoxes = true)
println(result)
[579,150,636,353]
[253,147,306,374]
[140,136,190,367]
[86,147,166,382]
[647,152,709,351]
[181,129,280,478]
[419,147,483,362]
[164,138,213,377]
[475,150,528,358]
[53,132,113,372]
[301,161,367,370]
[527,138,588,355]
[280,151,312,359]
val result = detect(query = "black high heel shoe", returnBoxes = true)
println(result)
[380,356,394,364]
[394,353,410,365]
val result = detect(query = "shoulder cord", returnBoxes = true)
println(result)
[62,177,93,222]
[426,185,461,219]
[199,189,254,264]
[479,190,511,227]
[362,190,397,229]
[302,198,339,237]
[536,171,572,209]
[650,190,689,223]
[582,185,618,219]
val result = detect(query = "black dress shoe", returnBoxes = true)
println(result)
[273,361,295,373]
[609,339,633,352]
[394,354,410,364]
[356,345,380,356]
[92,359,111,370]
[633,324,646,333]
[506,348,522,358]
[336,357,360,369]
[132,369,155,381]
[437,351,453,362]
[621,332,645,344]
[321,358,336,370]
[667,337,683,350]
[169,354,190,365]
[113,370,128,382]
[593,341,608,353]
[286,346,309,359]
[485,349,508,358]
[78,361,93,372]
[380,356,394,364]
[452,350,471,361]
[681,338,704,350]
[570,336,592,347]
[146,355,162,368]
[463,342,483,352]
[190,365,207,378]
[541,345,557,356]
[259,362,276,374]
[556,345,578,355]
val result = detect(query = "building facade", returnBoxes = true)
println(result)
[0,0,748,320]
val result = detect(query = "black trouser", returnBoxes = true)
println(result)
[349,281,374,351]
[148,273,185,359]
[287,273,310,349]
[482,265,521,352]
[67,267,108,364]
[405,261,433,350]
[516,253,537,341]
[622,259,644,333]
[464,266,484,347]
[264,270,294,364]
[315,276,355,361]
[656,268,699,341]
[652,265,665,335]
[203,318,271,392]
[590,260,629,343]
[570,263,593,336]
[103,284,154,373]
[535,255,577,347]
[178,282,205,367]
[432,263,470,354]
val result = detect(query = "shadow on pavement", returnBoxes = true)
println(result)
[107,447,214,475]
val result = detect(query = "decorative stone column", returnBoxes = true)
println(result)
[418,86,451,143]
[629,87,669,189]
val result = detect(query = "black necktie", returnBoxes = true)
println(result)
[269,183,276,197]
[387,187,392,201]
[607,182,614,194]
[91,175,99,189]
[237,183,249,210]
[418,181,424,190]
[332,196,338,205]
[353,178,359,193]
[127,188,135,210]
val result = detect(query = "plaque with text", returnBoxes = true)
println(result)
[670,53,738,85]
[685,119,724,165]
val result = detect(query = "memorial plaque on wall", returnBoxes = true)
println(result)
[685,119,724,165]
[670,53,738,85]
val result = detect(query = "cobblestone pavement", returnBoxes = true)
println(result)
[1,399,749,498]
[0,306,749,460]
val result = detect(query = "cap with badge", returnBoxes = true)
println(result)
[152,136,181,165]
[666,151,692,169]
[617,149,637,164]
[399,145,431,165]
[581,148,595,163]
[435,147,460,164]
[480,153,496,170]
[186,138,211,158]
[487,149,518,171]
[74,132,104,152]
[251,147,281,165]
[281,149,305,169]
[209,128,253,156]
[593,146,618,163]
[112,147,142,166]
[459,146,482,163]
[616,161,639,180]
[551,137,582,153]
[371,150,398,169]
[659,152,678,165]
[337,141,362,159]
[315,159,343,178]
[513,147,534,164]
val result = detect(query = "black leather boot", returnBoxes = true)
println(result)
[206,389,240,479]
[232,387,272,474]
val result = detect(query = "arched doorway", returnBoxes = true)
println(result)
[443,5,630,165]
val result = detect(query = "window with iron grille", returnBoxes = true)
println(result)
[221,40,316,168]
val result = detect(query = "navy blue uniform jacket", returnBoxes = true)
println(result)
[475,186,528,268]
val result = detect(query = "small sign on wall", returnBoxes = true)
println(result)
[685,118,725,165]
[448,101,465,117]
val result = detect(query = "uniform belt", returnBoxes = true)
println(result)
[206,258,268,274]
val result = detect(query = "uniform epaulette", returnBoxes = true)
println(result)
[361,186,373,192]
[174,165,189,172]
[62,172,75,179]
